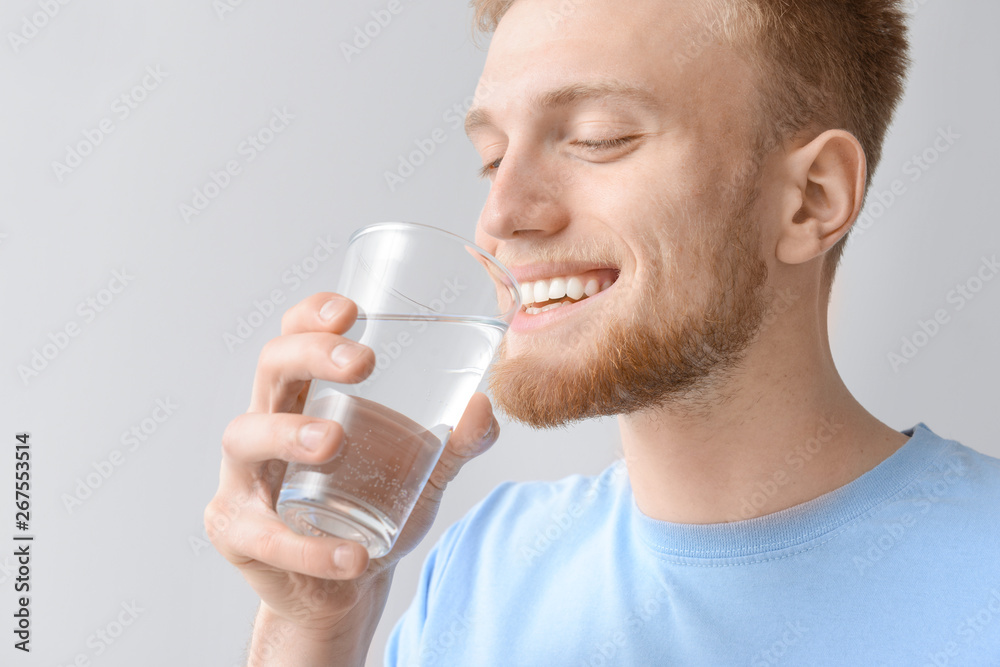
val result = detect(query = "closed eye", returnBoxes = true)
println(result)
[572,135,640,151]
[476,136,641,179]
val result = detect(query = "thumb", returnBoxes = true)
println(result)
[427,392,499,491]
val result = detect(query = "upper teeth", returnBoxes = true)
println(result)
[519,275,614,308]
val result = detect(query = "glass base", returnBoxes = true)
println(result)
[277,488,397,559]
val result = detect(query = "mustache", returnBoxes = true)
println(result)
[494,236,624,268]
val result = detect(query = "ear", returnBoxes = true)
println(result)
[774,129,866,266]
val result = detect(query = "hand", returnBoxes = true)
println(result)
[204,292,501,644]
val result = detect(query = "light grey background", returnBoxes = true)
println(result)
[1,1,996,665]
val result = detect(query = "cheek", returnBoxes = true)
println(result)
[742,174,781,263]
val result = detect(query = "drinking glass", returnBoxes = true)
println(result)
[277,222,520,558]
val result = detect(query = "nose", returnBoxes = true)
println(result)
[476,144,571,244]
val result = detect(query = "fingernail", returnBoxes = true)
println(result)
[333,545,355,570]
[299,423,330,451]
[480,418,499,444]
[319,299,342,322]
[331,343,364,368]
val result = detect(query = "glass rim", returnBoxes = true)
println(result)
[347,221,521,320]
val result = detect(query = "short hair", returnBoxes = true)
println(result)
[469,0,911,301]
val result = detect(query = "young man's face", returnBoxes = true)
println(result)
[469,0,776,428]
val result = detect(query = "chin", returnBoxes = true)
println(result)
[487,334,611,429]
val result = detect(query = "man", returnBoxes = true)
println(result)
[206,0,1000,664]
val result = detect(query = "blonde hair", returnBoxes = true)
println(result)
[469,0,911,298]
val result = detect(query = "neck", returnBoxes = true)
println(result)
[617,291,910,525]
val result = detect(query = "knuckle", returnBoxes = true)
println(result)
[220,418,243,460]
[204,499,232,544]
[285,420,308,460]
[255,526,282,563]
[257,337,281,372]
[439,455,462,479]
[426,469,450,495]
[205,493,248,547]
[298,537,314,574]
[263,416,295,462]
[429,454,462,491]
[203,503,217,540]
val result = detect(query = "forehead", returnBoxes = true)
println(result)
[491,0,707,57]
[474,0,754,132]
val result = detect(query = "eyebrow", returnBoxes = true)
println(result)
[464,80,660,138]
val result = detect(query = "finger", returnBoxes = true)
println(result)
[426,392,499,494]
[209,509,370,580]
[250,332,376,413]
[220,412,345,473]
[450,392,499,454]
[280,292,358,336]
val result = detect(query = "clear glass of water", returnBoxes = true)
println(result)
[277,222,520,558]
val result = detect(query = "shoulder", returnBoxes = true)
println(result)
[385,461,630,663]
[892,423,1000,535]
[912,424,1000,495]
[468,458,629,526]
[427,459,629,580]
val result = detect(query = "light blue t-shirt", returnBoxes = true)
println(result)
[386,423,1000,666]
